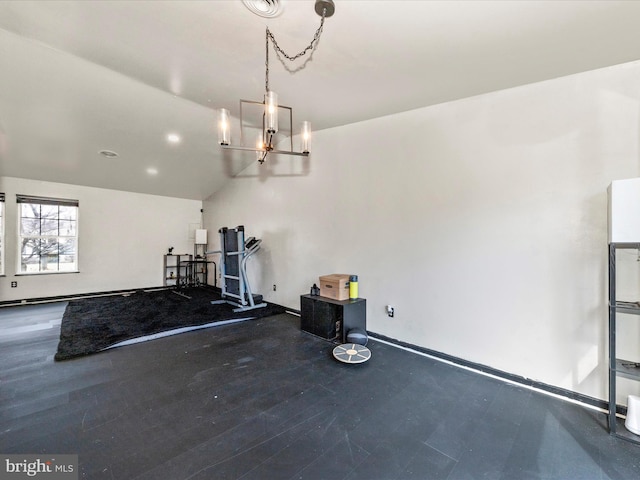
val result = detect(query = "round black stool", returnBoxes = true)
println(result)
[346,328,368,346]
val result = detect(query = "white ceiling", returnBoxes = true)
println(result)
[2,0,640,200]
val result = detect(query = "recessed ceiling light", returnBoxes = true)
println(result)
[99,150,119,158]
[146,167,158,175]
[167,133,181,144]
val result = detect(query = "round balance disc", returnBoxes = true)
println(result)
[332,343,371,364]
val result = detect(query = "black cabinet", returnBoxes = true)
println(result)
[300,294,366,343]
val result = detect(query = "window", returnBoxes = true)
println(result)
[0,193,4,275]
[17,195,78,274]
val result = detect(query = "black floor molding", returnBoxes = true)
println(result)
[367,331,613,413]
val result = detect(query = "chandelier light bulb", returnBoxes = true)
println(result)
[256,134,265,161]
[301,121,311,153]
[265,91,278,134]
[218,108,230,145]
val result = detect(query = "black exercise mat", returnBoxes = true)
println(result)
[55,288,285,361]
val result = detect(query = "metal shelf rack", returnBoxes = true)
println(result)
[608,242,640,445]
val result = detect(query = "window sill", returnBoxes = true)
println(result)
[15,271,80,276]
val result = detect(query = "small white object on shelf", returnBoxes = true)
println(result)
[626,395,640,436]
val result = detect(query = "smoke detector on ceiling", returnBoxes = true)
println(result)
[242,0,283,18]
[99,150,119,158]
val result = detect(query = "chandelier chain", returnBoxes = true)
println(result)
[265,29,269,92]
[265,7,327,92]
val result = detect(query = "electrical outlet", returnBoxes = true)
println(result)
[386,305,394,318]
[10,281,17,288]
[273,284,277,291]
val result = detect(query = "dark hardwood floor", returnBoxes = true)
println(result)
[1,302,639,479]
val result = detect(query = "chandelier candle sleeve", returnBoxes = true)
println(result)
[265,91,278,133]
[218,108,230,145]
[301,121,311,153]
[256,133,265,162]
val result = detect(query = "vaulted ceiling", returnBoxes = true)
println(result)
[2,0,640,200]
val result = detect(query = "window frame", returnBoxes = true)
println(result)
[0,193,4,276]
[16,195,79,275]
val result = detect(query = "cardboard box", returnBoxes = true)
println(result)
[319,274,350,301]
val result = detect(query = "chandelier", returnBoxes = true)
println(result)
[217,0,335,164]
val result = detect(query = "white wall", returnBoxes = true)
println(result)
[203,60,640,402]
[0,177,202,302]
